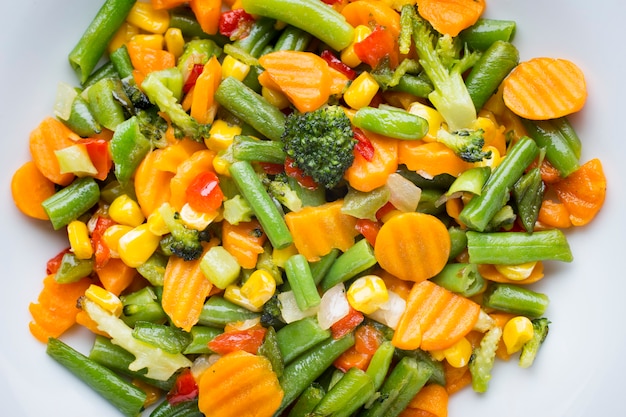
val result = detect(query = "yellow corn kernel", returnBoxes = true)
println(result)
[495,262,537,281]
[262,86,291,110]
[347,275,389,315]
[108,22,140,54]
[442,337,473,368]
[343,72,380,110]
[126,1,170,34]
[224,285,264,313]
[165,27,185,59]
[340,25,372,68]
[102,224,134,256]
[272,244,299,269]
[213,154,232,177]
[146,210,170,236]
[221,55,251,81]
[240,269,277,309]
[407,101,445,142]
[503,316,535,354]
[85,284,123,317]
[475,146,502,169]
[117,224,161,268]
[205,119,242,152]
[180,203,219,231]
[130,34,164,50]
[109,194,146,227]
[67,220,93,260]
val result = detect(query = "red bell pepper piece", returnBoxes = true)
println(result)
[185,171,225,213]
[320,49,357,80]
[219,8,255,40]
[284,157,319,190]
[353,128,375,162]
[259,162,285,175]
[208,328,267,355]
[355,218,381,247]
[166,368,199,405]
[46,247,72,275]
[91,216,117,269]
[183,63,205,94]
[80,138,112,181]
[353,25,399,69]
[331,306,364,339]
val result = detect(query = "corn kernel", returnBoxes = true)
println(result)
[118,224,161,268]
[165,27,185,59]
[109,194,146,227]
[85,284,123,317]
[224,285,263,313]
[340,25,372,68]
[221,55,251,81]
[180,203,219,231]
[67,220,93,260]
[108,22,139,54]
[272,244,299,269]
[503,316,535,354]
[407,101,445,142]
[130,34,164,50]
[240,269,277,309]
[146,210,170,236]
[213,154,232,177]
[442,337,473,368]
[343,71,380,109]
[102,224,134,256]
[495,262,537,281]
[204,119,242,152]
[262,86,291,110]
[347,275,389,315]
[126,2,170,34]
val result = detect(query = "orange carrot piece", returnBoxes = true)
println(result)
[284,200,359,262]
[153,137,207,174]
[397,141,472,178]
[502,57,587,120]
[134,149,175,218]
[393,280,480,351]
[405,383,449,417]
[258,51,332,113]
[127,40,176,86]
[197,350,284,417]
[29,117,78,186]
[374,212,450,284]
[552,158,606,226]
[96,257,138,296]
[169,149,217,212]
[344,131,398,192]
[537,199,572,229]
[443,361,472,395]
[190,55,222,124]
[222,220,267,269]
[341,0,401,38]
[75,309,109,337]
[490,312,516,361]
[11,160,56,220]
[477,262,545,285]
[151,0,188,9]
[29,274,92,343]
[416,0,485,37]
[162,240,217,332]
[190,0,222,35]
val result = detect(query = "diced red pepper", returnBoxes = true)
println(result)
[259,162,285,175]
[80,138,112,181]
[353,25,399,69]
[354,324,382,355]
[208,328,267,355]
[375,201,396,221]
[183,63,205,94]
[46,247,72,275]
[185,171,224,213]
[355,218,381,247]
[91,216,117,269]
[320,49,357,80]
[166,368,199,405]
[284,157,319,190]
[353,128,375,162]
[331,306,364,339]
[321,0,344,4]
[333,345,371,372]
[219,8,255,40]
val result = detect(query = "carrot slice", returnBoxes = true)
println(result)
[374,212,450,283]
[502,57,587,120]
[127,40,176,86]
[393,280,480,351]
[341,0,401,38]
[197,350,283,417]
[190,55,222,124]
[222,219,267,269]
[189,0,222,35]
[344,130,398,192]
[477,262,545,285]
[552,158,606,226]
[417,0,485,37]
[134,149,175,218]
[258,51,331,113]
[96,257,138,296]
[397,141,472,178]
[29,117,78,186]
[405,383,449,417]
[537,199,572,229]
[11,161,56,220]
[443,361,472,395]
[169,149,216,212]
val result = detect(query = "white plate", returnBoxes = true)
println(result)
[1,1,624,416]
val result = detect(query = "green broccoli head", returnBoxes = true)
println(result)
[157,203,206,261]
[282,105,356,189]
[436,128,492,163]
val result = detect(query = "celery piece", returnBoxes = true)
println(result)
[54,144,98,176]
[200,246,241,289]
[42,177,100,230]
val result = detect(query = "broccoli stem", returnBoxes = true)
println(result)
[229,160,294,249]
[459,136,539,232]
[42,177,100,230]
[285,254,322,311]
[482,283,550,318]
[522,118,581,178]
[320,239,378,292]
[519,317,550,368]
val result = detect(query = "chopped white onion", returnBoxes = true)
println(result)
[278,290,318,323]
[317,283,350,330]
[53,81,78,121]
[367,290,406,329]
[386,173,421,213]
[190,354,220,380]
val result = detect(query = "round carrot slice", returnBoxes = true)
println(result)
[502,57,587,120]
[11,160,56,220]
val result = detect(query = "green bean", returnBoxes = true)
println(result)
[234,17,279,58]
[54,252,94,284]
[232,135,286,164]
[183,326,222,354]
[394,348,446,386]
[168,7,229,45]
[311,367,375,417]
[63,93,102,137]
[135,252,168,287]
[352,106,429,140]
[287,383,325,417]
[459,136,539,232]
[482,283,550,317]
[131,322,192,354]
[446,166,491,197]
[259,326,284,377]
[523,118,580,177]
[198,295,260,328]
[48,337,147,417]
[88,77,128,131]
[120,286,168,327]
[551,117,582,159]
[109,115,152,185]
[276,317,331,364]
[240,0,355,51]
[512,165,544,233]
[285,254,322,310]
[459,18,517,51]
[430,263,486,297]
[365,341,395,390]
[150,399,202,417]
[82,61,119,89]
[42,177,100,230]
[310,248,340,285]
[274,25,313,52]
[448,226,468,261]
[69,0,136,83]
[320,239,378,292]
[109,45,134,79]
[390,72,433,98]
[465,40,519,111]
[466,229,573,264]
[215,77,286,141]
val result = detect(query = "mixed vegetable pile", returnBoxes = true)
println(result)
[11,0,608,416]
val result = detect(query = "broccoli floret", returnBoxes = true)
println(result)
[402,5,481,130]
[260,294,285,329]
[136,107,169,148]
[519,318,550,368]
[436,128,492,162]
[264,172,303,213]
[282,105,356,189]
[158,203,205,261]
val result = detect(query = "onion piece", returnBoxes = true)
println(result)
[278,290,318,323]
[386,173,421,213]
[367,290,406,329]
[317,283,350,330]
